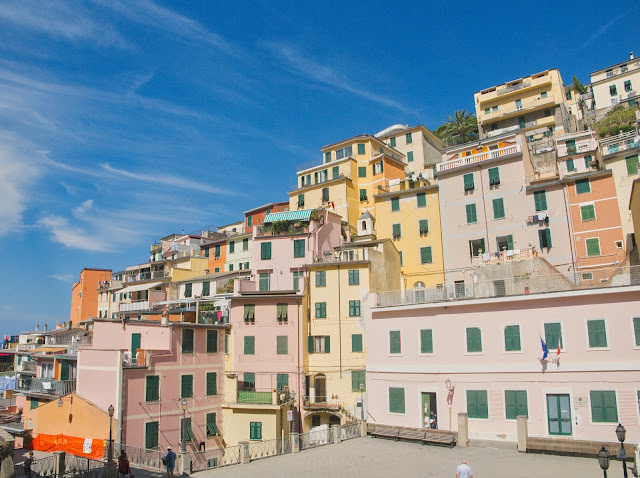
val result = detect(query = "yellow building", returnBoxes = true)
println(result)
[373,178,445,289]
[474,68,572,141]
[630,178,640,263]
[374,124,444,177]
[289,135,407,233]
[303,236,401,430]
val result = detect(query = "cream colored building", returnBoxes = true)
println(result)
[374,124,443,177]
[218,221,252,272]
[590,52,640,110]
[630,178,640,262]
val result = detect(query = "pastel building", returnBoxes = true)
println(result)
[244,202,290,234]
[218,221,252,272]
[374,124,443,177]
[590,52,640,110]
[366,280,640,443]
[69,268,112,324]
[631,178,640,262]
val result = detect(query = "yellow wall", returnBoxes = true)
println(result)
[221,407,289,446]
[170,257,210,282]
[630,179,640,262]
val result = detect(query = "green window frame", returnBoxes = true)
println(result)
[466,203,478,224]
[184,283,192,298]
[584,155,592,169]
[352,334,363,353]
[407,151,414,162]
[539,228,552,249]
[203,248,209,258]
[206,330,218,354]
[541,91,548,98]
[505,391,528,420]
[297,194,304,207]
[243,372,255,389]
[145,376,159,402]
[206,412,219,437]
[202,281,210,296]
[466,390,489,419]
[515,99,522,108]
[504,325,521,351]
[292,271,303,291]
[420,246,432,264]
[633,317,640,346]
[488,167,500,186]
[180,417,194,442]
[359,188,368,201]
[325,151,331,163]
[293,239,305,258]
[224,333,229,354]
[358,166,367,178]
[214,244,221,257]
[181,375,193,398]
[581,204,596,222]
[260,242,272,260]
[315,271,326,287]
[247,215,253,227]
[276,303,288,322]
[587,319,607,348]
[182,329,194,354]
[624,80,632,92]
[399,250,403,266]
[348,270,360,285]
[249,421,262,440]
[276,336,288,355]
[229,264,234,271]
[492,198,505,219]
[466,327,482,353]
[544,322,563,349]
[388,387,405,413]
[145,421,159,449]
[463,173,474,191]
[392,223,401,239]
[349,300,361,317]
[352,370,366,392]
[586,237,601,256]
[566,159,575,172]
[389,330,401,354]
[276,373,288,390]
[625,155,639,175]
[206,372,217,395]
[390,137,396,147]
[590,391,618,423]
[243,304,255,323]
[244,336,255,355]
[322,187,329,202]
[406,132,412,144]
[575,178,591,194]
[420,329,433,354]
[416,192,426,208]
[229,241,235,253]
[332,166,339,179]
[357,143,365,155]
[610,85,617,96]
[258,273,270,291]
[315,302,327,318]
[419,219,429,235]
[391,197,400,212]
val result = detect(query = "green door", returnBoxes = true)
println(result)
[421,393,431,428]
[547,394,572,436]
[131,333,141,359]
[60,361,70,381]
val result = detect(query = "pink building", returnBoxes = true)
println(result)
[366,281,640,443]
[77,319,226,452]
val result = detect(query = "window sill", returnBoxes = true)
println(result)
[503,350,524,354]
[465,352,484,356]
[418,353,435,357]
[388,354,404,357]
[388,412,406,416]
[181,352,195,355]
[468,417,490,421]
[586,347,611,351]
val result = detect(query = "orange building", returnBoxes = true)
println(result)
[201,236,227,274]
[69,268,112,324]
[244,201,290,233]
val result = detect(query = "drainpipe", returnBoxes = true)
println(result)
[337,265,342,378]
[116,350,125,446]
[560,178,578,282]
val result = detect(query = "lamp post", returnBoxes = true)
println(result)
[181,399,187,453]
[445,379,455,430]
[107,404,114,463]
[290,390,296,434]
[598,445,610,478]
[616,423,628,478]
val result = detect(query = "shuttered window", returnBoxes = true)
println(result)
[332,166,339,179]
[315,302,327,318]
[420,329,433,354]
[297,194,304,207]
[146,376,159,402]
[534,190,547,211]
[633,317,640,346]
[359,189,368,201]
[276,373,288,390]
[406,132,412,144]
[182,329,194,354]
[466,327,482,353]
[244,336,255,355]
[325,151,331,163]
[581,204,596,221]
[463,173,474,191]
[391,197,400,212]
[544,322,563,349]
[392,223,401,239]
[590,391,618,422]
[466,204,477,224]
[206,372,217,395]
[358,166,367,178]
[315,271,326,287]
[389,331,401,354]
[416,192,426,207]
[467,390,489,419]
[390,137,396,147]
[185,283,192,297]
[145,422,159,449]
[206,330,218,354]
[352,334,363,352]
[276,336,288,355]
[407,151,414,162]
[566,159,575,172]
[260,242,271,260]
[348,270,359,285]
[419,219,429,235]
[181,375,193,398]
[276,303,288,322]
[575,178,591,194]
[539,228,552,249]
[488,167,500,186]
[181,417,194,442]
[243,304,255,323]
[243,373,255,390]
[492,198,505,219]
[229,241,235,253]
[206,413,219,437]
[349,300,361,317]
[587,319,607,348]
[420,247,432,264]
[293,239,305,258]
[357,143,365,154]
[352,370,366,392]
[389,387,405,413]
[505,391,528,419]
[202,281,210,296]
[249,422,262,440]
[586,238,601,256]
[625,154,639,175]
[584,155,593,169]
[504,325,521,351]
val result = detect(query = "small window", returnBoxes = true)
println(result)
[420,246,432,264]
[206,372,217,395]
[181,417,194,442]
[406,132,412,144]
[244,336,255,355]
[349,300,361,317]
[358,166,367,178]
[390,137,396,148]
[625,155,639,176]
[587,319,607,348]
[332,166,339,179]
[276,336,288,355]
[586,237,601,256]
[297,194,304,207]
[388,387,405,413]
[322,188,329,202]
[181,375,193,398]
[276,303,288,323]
[419,219,429,235]
[315,302,327,318]
[463,173,475,191]
[243,304,255,323]
[392,223,401,240]
[469,238,485,257]
[325,151,331,163]
[293,239,305,258]
[466,203,478,224]
[467,390,488,419]
[488,167,500,186]
[505,391,528,419]
[407,151,414,162]
[544,322,562,349]
[260,242,272,260]
[206,413,219,437]
[352,334,363,353]
[359,189,368,201]
[389,331,401,354]
[538,228,552,249]
[229,241,235,254]
[416,192,426,208]
[492,198,505,219]
[182,329,194,354]
[581,272,594,281]
[485,108,490,114]
[580,204,596,222]
[276,374,289,390]
[146,422,159,449]
[258,272,270,291]
[420,329,433,354]
[250,422,262,440]
[348,270,360,285]
[357,143,365,155]
[590,391,618,423]
[625,80,633,92]
[351,370,366,392]
[206,330,218,354]
[466,327,482,353]
[632,317,640,346]
[610,85,617,96]
[184,283,192,298]
[496,234,514,252]
[615,240,624,249]
[391,197,400,212]
[541,91,547,98]
[575,178,591,194]
[145,376,160,402]
[315,271,326,287]
[504,325,521,351]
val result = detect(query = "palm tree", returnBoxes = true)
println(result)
[435,110,478,145]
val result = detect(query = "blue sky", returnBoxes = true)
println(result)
[0,1,637,333]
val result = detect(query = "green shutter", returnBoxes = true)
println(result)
[180,417,194,442]
[146,376,159,402]
[315,271,326,287]
[406,132,412,143]
[392,223,401,238]
[389,331,401,354]
[206,372,217,395]
[359,188,368,201]
[544,323,563,349]
[539,228,552,249]
[206,413,219,437]
[419,219,429,234]
[348,270,359,285]
[507,235,514,250]
[229,241,235,253]
[581,204,596,221]
[357,143,365,155]
[566,159,575,172]
[276,374,289,390]
[308,335,314,354]
[590,391,618,423]
[145,422,159,449]
[261,242,271,260]
[466,204,477,223]
[243,304,255,321]
[182,329,194,354]
[420,329,433,354]
[315,302,326,318]
[349,300,361,317]
[352,370,366,392]
[352,334,363,352]
[243,372,255,389]
[467,390,489,418]
[575,178,590,194]
[492,198,505,219]
[488,167,500,186]
[324,335,330,353]
[463,173,474,191]
[390,137,396,147]
[294,239,305,258]
[407,151,414,162]
[250,422,262,440]
[297,194,304,207]
[332,166,339,179]
[420,247,432,264]
[325,151,331,162]
[504,325,521,351]
[276,336,288,354]
[391,197,400,211]
[586,238,601,256]
[466,327,482,352]
[505,391,528,419]
[633,317,640,346]
[416,192,426,207]
[625,155,639,175]
[389,387,405,413]
[587,319,607,347]
[206,330,218,354]
[181,375,193,398]
[244,336,255,355]
[358,166,367,177]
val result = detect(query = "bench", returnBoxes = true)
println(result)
[527,437,634,459]
[398,428,426,443]
[423,431,456,448]
[371,425,400,440]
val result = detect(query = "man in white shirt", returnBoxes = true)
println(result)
[456,459,473,478]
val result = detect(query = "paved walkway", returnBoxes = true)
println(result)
[127,437,609,478]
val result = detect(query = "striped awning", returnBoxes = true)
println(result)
[263,210,312,223]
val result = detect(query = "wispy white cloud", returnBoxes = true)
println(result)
[262,41,416,115]
[38,215,114,252]
[49,273,75,282]
[72,199,94,219]
[581,7,640,48]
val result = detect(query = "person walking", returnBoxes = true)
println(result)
[24,451,34,478]
[456,459,473,478]
[117,450,130,478]
[162,446,177,478]
[429,409,438,429]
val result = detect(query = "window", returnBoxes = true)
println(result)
[229,241,235,253]
[566,90,572,100]
[325,151,331,163]
[416,192,426,208]
[399,251,403,266]
[586,237,601,256]
[541,91,548,98]
[544,109,552,118]
[634,317,640,346]
[492,106,498,112]
[485,108,490,114]
[229,264,234,271]
[625,80,633,92]
[584,155,593,169]
[505,391,528,419]
[391,197,400,212]
[420,329,433,354]
[587,319,607,348]
[243,372,255,390]
[260,242,271,260]
[349,300,361,317]
[575,178,591,194]
[407,151,414,162]
[182,329,194,354]
[467,390,489,419]
[277,336,288,355]
[625,154,639,175]
[225,333,229,354]
[566,159,575,172]
[466,327,482,353]
[590,391,618,423]
[206,330,218,353]
[250,422,262,440]
[202,281,210,296]
[389,387,405,413]
[580,204,596,222]
[358,166,367,178]
[276,303,288,323]
[315,271,326,287]
[392,223,401,240]
[293,271,303,291]
[348,270,359,285]
[203,248,209,258]
[244,336,255,355]
[293,239,305,258]
[420,246,433,264]
[206,413,219,437]
[297,194,304,207]
[463,173,474,191]
[390,137,396,147]
[515,99,522,109]
[315,302,327,318]
[214,244,221,257]
[544,322,563,349]
[419,219,429,235]
[259,273,270,291]
[30,400,39,410]
[532,190,547,212]
[352,370,366,392]
[206,372,217,395]
[466,203,478,224]
[359,189,368,201]
[322,188,329,202]
[184,283,192,298]
[492,198,505,219]
[373,160,383,175]
[610,85,617,96]
[469,238,485,257]
[488,167,500,186]
[243,304,255,323]
[352,334,363,352]
[504,325,521,351]
[335,145,352,160]
[406,132,412,144]
[357,143,365,155]
[214,267,219,273]
[181,375,193,398]
[276,373,288,390]
[308,335,330,353]
[146,376,159,402]
[332,166,339,179]
[496,235,514,252]
[389,330,401,354]
[145,422,159,449]
[539,228,552,249]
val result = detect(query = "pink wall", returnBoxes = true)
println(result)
[366,287,640,443]
[77,349,122,419]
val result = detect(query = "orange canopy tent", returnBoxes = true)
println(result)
[27,434,105,460]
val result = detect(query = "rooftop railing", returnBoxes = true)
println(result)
[255,223,310,237]
[600,131,640,156]
[17,378,76,396]
[437,144,521,173]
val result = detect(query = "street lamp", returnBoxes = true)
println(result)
[616,423,628,478]
[598,446,610,478]
[181,399,187,453]
[107,404,114,463]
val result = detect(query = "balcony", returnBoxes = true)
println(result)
[600,131,640,156]
[556,138,598,158]
[255,223,310,237]
[479,247,537,264]
[481,95,557,123]
[123,349,148,368]
[313,249,364,263]
[118,300,151,312]
[437,144,521,173]
[497,81,532,96]
[16,378,76,397]
[479,74,552,103]
[237,388,292,405]
[225,227,248,237]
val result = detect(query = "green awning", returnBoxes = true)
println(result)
[263,210,312,223]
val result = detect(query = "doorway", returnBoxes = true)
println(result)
[547,394,572,436]
[315,374,326,403]
[421,392,437,429]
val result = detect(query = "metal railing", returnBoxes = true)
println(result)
[341,423,361,440]
[237,390,273,405]
[248,436,290,460]
[299,427,334,450]
[496,81,532,96]
[116,444,164,471]
[17,378,76,396]
[15,455,57,478]
[437,144,521,172]
[600,131,639,156]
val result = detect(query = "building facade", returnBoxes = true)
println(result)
[70,269,112,324]
[590,53,640,110]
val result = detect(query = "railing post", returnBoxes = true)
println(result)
[360,420,368,437]
[517,415,528,453]
[238,441,250,464]
[332,425,340,444]
[290,434,300,453]
[52,451,65,478]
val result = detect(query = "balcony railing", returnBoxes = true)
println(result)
[556,139,598,158]
[482,95,556,122]
[497,82,532,96]
[123,350,147,368]
[600,131,640,156]
[437,144,521,173]
[17,378,76,397]
[224,227,248,237]
[313,250,363,263]
[118,300,151,312]
[255,223,310,237]
[236,388,292,405]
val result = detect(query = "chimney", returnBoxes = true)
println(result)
[35,324,40,332]
[204,269,210,275]
[44,323,48,331]
[631,51,635,60]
